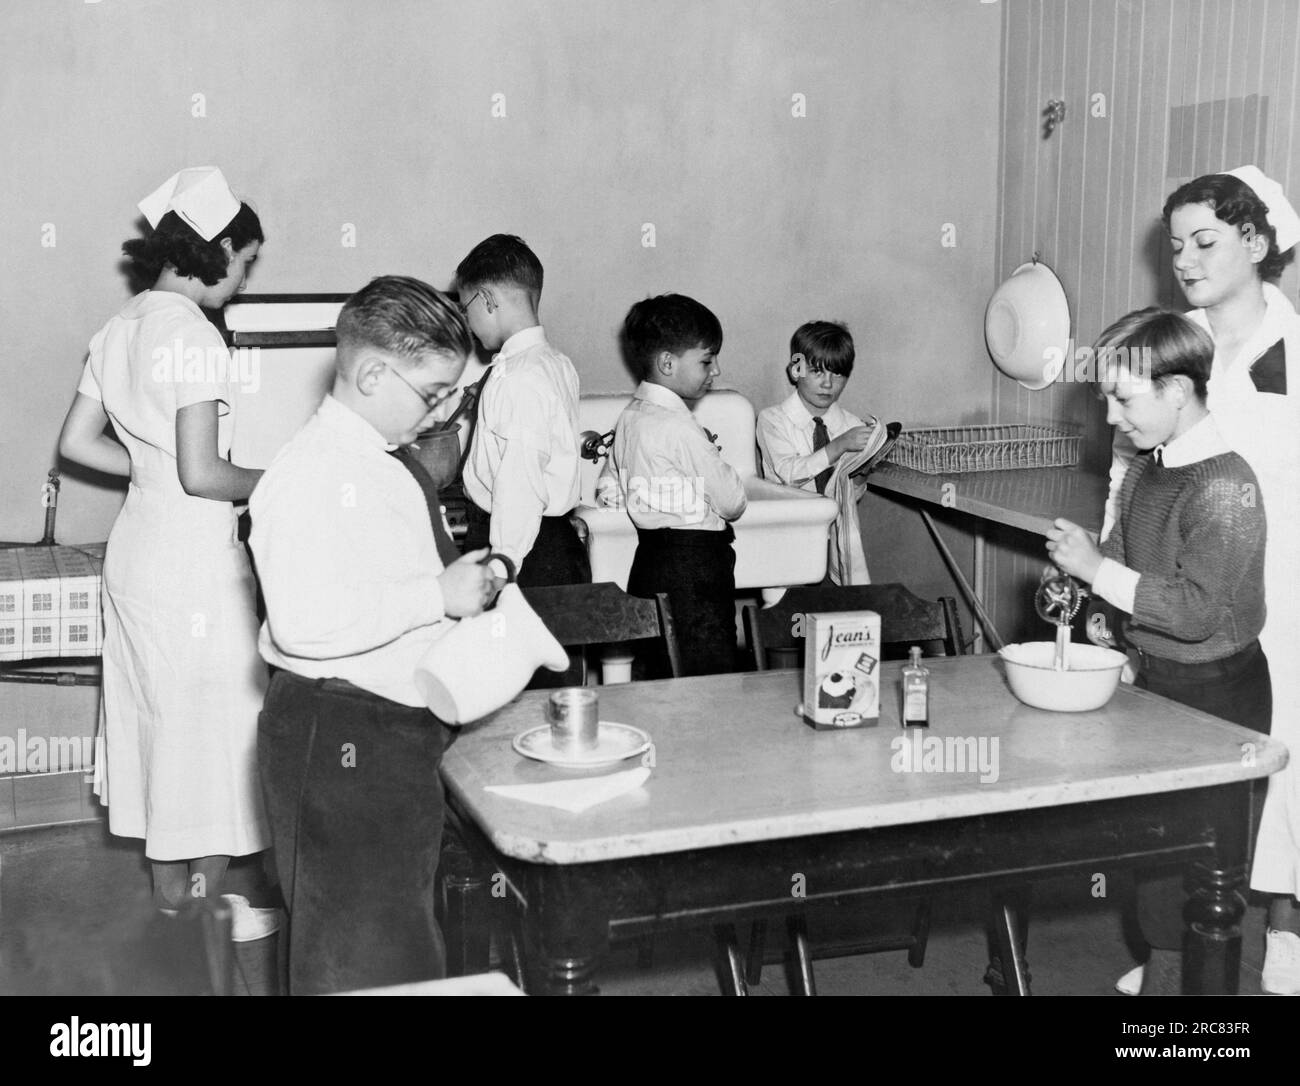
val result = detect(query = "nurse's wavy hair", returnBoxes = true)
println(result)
[1094,307,1214,403]
[620,294,723,379]
[335,276,472,364]
[1163,174,1295,281]
[121,204,264,289]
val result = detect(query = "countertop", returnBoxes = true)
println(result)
[440,660,1286,864]
[867,461,1109,536]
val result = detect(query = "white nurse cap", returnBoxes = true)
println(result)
[1226,165,1300,252]
[137,166,241,242]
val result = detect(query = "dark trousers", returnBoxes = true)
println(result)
[1133,641,1272,950]
[258,670,451,995]
[465,507,590,687]
[628,525,737,678]
[463,506,591,588]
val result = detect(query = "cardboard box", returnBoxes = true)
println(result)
[0,545,104,662]
[803,610,881,729]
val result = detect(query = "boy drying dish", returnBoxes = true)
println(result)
[757,320,876,492]
[597,294,746,676]
[757,320,878,583]
[456,234,590,587]
[1047,307,1271,995]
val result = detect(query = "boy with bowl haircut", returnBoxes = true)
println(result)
[250,276,501,995]
[455,234,590,587]
[757,320,877,493]
[597,294,747,676]
[1047,307,1271,994]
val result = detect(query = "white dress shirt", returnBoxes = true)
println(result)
[250,394,453,708]
[462,326,581,566]
[1092,413,1230,614]
[757,392,866,489]
[596,381,747,529]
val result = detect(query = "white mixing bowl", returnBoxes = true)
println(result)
[998,641,1127,712]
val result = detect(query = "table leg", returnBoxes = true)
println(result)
[440,854,491,978]
[786,915,817,996]
[1183,783,1250,995]
[919,510,1005,651]
[1184,861,1244,995]
[985,886,1032,996]
[714,923,749,996]
[524,879,609,996]
[744,920,768,986]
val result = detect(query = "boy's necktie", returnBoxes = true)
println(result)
[457,364,494,476]
[812,417,832,494]
[388,446,462,566]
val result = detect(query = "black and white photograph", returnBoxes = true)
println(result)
[1,0,1298,1047]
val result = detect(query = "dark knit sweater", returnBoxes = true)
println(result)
[1102,451,1266,663]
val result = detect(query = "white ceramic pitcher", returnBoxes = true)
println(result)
[413,553,569,724]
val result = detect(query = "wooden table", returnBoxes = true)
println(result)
[440,658,1288,995]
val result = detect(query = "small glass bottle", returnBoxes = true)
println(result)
[901,646,930,727]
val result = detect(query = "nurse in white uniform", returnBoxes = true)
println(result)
[1105,166,1300,995]
[58,168,274,932]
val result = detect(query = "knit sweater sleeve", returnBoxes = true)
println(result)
[1129,463,1266,642]
[1100,455,1147,568]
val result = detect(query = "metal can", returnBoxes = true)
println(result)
[547,688,599,752]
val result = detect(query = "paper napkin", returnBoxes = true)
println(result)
[484,766,651,813]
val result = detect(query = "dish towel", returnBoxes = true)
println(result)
[483,766,651,813]
[825,416,886,585]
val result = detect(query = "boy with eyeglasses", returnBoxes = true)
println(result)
[249,275,501,994]
[454,234,590,587]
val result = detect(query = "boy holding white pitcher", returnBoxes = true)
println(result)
[250,276,501,995]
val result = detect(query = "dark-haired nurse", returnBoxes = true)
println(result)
[1104,166,1300,995]
[58,167,277,941]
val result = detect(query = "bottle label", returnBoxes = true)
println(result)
[903,684,928,724]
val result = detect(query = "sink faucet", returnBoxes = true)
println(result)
[579,429,615,461]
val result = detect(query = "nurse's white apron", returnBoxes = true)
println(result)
[1188,285,1300,899]
[79,291,269,860]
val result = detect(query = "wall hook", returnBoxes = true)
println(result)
[1042,99,1066,138]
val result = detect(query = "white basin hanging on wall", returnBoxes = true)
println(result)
[574,390,837,591]
[984,258,1072,390]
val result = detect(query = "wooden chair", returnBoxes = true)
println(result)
[520,581,684,682]
[441,583,682,989]
[747,582,966,669]
[731,582,966,995]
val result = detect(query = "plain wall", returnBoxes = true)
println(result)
[2,0,1001,564]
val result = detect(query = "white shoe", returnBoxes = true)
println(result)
[1261,929,1300,995]
[1115,963,1144,996]
[220,894,281,943]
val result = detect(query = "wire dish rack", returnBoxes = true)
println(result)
[887,424,1082,474]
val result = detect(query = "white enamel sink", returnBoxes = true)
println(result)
[574,390,837,591]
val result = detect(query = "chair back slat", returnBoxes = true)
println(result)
[747,582,965,671]
[521,582,663,645]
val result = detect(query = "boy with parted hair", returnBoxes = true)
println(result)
[597,293,746,676]
[1048,306,1271,995]
[455,234,590,587]
[757,320,876,493]
[250,275,501,994]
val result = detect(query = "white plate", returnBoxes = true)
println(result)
[512,721,652,769]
